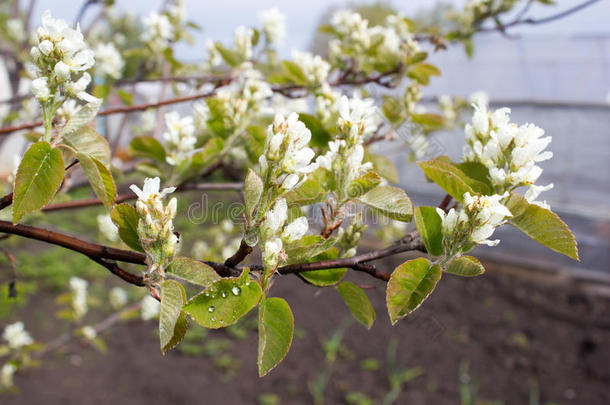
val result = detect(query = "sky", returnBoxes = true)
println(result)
[29,0,610,60]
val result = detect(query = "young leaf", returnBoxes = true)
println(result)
[245,169,263,219]
[215,42,240,67]
[366,153,399,183]
[444,255,485,277]
[110,203,144,252]
[414,206,444,256]
[284,235,338,265]
[184,269,262,329]
[284,179,326,208]
[336,282,376,329]
[282,61,308,86]
[347,171,382,199]
[418,160,475,202]
[358,185,413,222]
[159,280,187,353]
[128,136,167,163]
[166,257,220,287]
[386,258,441,324]
[13,142,64,223]
[510,202,579,260]
[60,101,101,136]
[61,127,111,167]
[410,113,444,131]
[77,152,116,208]
[258,297,294,377]
[300,247,346,286]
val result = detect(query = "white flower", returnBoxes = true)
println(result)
[262,237,283,268]
[234,25,253,59]
[109,287,128,309]
[291,50,330,85]
[97,214,119,242]
[525,183,553,209]
[463,192,512,246]
[163,111,196,165]
[1,364,16,388]
[282,216,309,243]
[262,199,288,237]
[81,326,97,340]
[259,8,286,45]
[6,18,25,43]
[205,39,221,67]
[2,322,33,349]
[336,95,380,143]
[31,77,50,101]
[130,177,176,203]
[191,240,209,260]
[141,295,160,321]
[70,276,88,319]
[94,43,124,79]
[141,12,173,49]
[469,91,489,107]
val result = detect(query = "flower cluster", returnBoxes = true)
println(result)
[259,8,286,46]
[234,26,254,60]
[163,111,197,165]
[2,322,33,350]
[328,10,419,74]
[141,295,160,321]
[291,50,330,87]
[436,192,512,254]
[109,287,128,310]
[130,178,179,278]
[259,113,318,191]
[463,98,554,208]
[94,43,124,79]
[30,11,97,106]
[69,276,89,320]
[80,326,97,341]
[259,199,309,269]
[141,12,174,50]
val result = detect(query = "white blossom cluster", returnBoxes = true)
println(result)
[97,213,119,242]
[234,26,254,60]
[259,8,286,46]
[291,50,330,87]
[80,326,97,340]
[69,276,89,320]
[260,112,318,191]
[163,111,197,165]
[141,12,174,50]
[1,363,16,389]
[463,98,554,208]
[130,177,179,275]
[259,199,309,269]
[328,10,419,73]
[109,287,128,310]
[29,10,97,105]
[436,192,512,252]
[141,295,160,320]
[2,322,33,350]
[94,43,124,79]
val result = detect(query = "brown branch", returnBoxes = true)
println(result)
[224,239,253,267]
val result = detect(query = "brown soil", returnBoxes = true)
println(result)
[3,257,610,405]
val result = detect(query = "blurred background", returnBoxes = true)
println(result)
[1,1,609,404]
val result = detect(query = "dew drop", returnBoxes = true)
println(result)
[231,286,241,296]
[221,291,227,298]
[208,306,215,313]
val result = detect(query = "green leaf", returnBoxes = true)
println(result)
[60,101,101,136]
[61,127,111,168]
[159,280,187,353]
[410,113,444,131]
[245,125,266,163]
[245,169,263,219]
[110,203,144,252]
[358,185,413,222]
[13,142,64,223]
[215,42,240,67]
[336,282,376,329]
[174,137,224,183]
[347,171,381,199]
[116,89,134,106]
[407,62,440,85]
[366,153,399,183]
[386,258,441,324]
[77,152,116,208]
[418,160,475,203]
[455,161,493,191]
[166,257,220,287]
[298,114,332,148]
[282,61,308,86]
[382,95,404,125]
[284,179,326,208]
[510,201,579,260]
[444,255,485,277]
[184,269,262,329]
[258,297,294,377]
[128,136,167,163]
[414,206,444,256]
[300,247,346,287]
[284,235,338,265]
